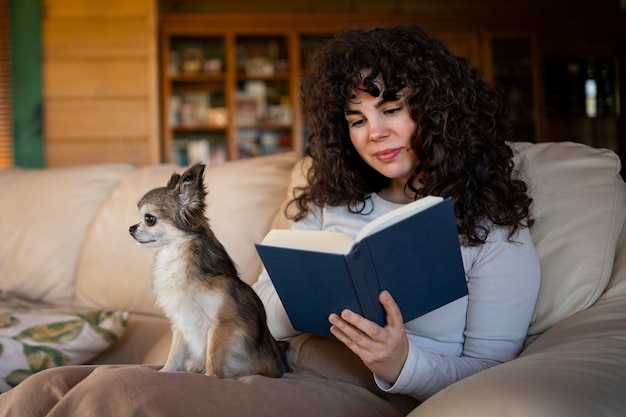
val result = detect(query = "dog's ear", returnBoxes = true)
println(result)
[177,164,206,211]
[166,173,181,189]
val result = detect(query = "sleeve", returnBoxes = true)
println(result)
[253,269,297,339]
[252,205,326,339]
[374,226,541,401]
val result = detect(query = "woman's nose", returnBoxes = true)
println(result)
[369,119,389,142]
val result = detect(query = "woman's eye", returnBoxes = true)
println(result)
[384,106,402,115]
[350,119,363,127]
[145,214,156,226]
[348,118,365,128]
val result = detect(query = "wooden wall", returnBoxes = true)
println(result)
[42,0,159,166]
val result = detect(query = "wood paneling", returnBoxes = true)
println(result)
[45,59,151,98]
[44,18,153,57]
[46,140,153,166]
[46,0,154,16]
[45,99,151,139]
[42,0,159,167]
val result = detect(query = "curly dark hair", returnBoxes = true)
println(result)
[290,25,533,246]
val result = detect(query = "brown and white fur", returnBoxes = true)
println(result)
[129,164,288,378]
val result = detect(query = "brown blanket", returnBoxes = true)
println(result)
[0,334,419,417]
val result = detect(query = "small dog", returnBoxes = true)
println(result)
[129,164,288,378]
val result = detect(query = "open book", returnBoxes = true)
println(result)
[255,196,468,337]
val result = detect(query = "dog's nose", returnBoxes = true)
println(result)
[129,224,137,235]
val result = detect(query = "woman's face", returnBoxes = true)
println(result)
[344,84,419,197]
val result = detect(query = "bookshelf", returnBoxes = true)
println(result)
[160,19,305,165]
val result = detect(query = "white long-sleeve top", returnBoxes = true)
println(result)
[253,194,541,401]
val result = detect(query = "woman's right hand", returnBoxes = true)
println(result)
[329,290,409,384]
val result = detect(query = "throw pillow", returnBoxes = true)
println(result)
[0,290,129,392]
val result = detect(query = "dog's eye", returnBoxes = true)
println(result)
[144,214,157,226]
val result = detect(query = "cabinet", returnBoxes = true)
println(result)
[160,20,305,165]
[482,32,542,142]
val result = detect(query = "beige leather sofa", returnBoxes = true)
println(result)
[0,141,624,415]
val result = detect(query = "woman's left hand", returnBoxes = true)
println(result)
[329,290,409,384]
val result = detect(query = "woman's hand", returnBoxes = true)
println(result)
[328,290,409,384]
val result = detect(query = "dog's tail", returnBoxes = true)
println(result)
[257,321,291,377]
[275,339,291,374]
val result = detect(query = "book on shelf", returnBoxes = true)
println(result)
[255,196,468,337]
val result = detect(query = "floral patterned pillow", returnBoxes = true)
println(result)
[0,290,129,392]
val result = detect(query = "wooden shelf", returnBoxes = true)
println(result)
[170,73,226,82]
[172,125,227,132]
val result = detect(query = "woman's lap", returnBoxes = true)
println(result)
[0,335,419,417]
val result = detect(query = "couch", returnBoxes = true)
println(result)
[0,141,624,415]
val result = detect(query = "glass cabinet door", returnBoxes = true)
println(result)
[234,35,294,158]
[164,36,229,165]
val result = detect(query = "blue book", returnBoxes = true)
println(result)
[255,196,468,337]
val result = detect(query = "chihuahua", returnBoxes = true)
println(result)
[129,164,288,378]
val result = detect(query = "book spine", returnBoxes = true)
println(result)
[345,241,386,327]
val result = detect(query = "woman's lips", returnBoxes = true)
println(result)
[374,147,403,162]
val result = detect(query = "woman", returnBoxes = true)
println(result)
[0,25,540,416]
[255,24,540,400]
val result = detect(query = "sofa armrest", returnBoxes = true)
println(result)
[408,294,626,416]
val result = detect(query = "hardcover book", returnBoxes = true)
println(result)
[255,196,468,337]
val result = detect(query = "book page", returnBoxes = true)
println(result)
[260,229,355,254]
[356,195,443,242]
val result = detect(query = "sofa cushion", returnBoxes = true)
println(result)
[74,152,299,315]
[0,290,128,392]
[0,164,133,304]
[511,141,625,338]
